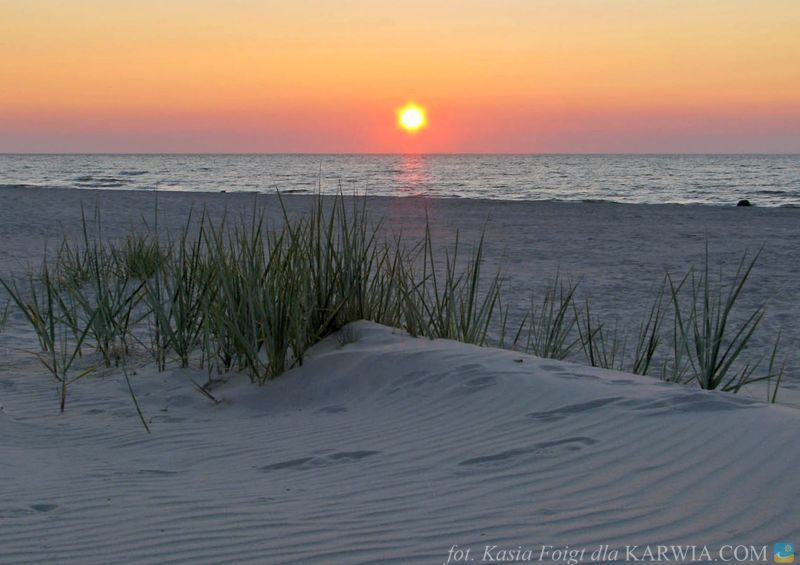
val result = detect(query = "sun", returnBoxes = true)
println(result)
[397,102,427,133]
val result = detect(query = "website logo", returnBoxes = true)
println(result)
[775,543,795,563]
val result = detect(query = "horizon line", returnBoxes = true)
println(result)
[2,152,800,157]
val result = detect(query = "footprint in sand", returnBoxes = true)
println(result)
[315,405,348,414]
[620,393,758,414]
[461,375,497,392]
[258,450,381,472]
[459,437,598,468]
[135,469,178,476]
[526,397,622,422]
[0,380,17,391]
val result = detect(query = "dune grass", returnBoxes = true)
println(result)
[1,264,98,411]
[0,192,788,413]
[520,274,580,360]
[666,247,785,392]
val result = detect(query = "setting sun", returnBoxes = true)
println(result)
[397,103,427,133]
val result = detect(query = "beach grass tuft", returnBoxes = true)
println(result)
[667,247,781,392]
[521,274,580,360]
[0,193,789,413]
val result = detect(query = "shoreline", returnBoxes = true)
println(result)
[3,183,800,208]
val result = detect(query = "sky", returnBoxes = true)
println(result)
[1,0,799,153]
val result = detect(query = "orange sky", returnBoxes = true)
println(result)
[2,0,799,152]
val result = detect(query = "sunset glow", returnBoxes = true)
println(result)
[398,104,427,133]
[1,0,799,152]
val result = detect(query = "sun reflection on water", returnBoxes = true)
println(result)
[394,154,430,195]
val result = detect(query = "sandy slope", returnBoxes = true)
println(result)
[1,321,798,564]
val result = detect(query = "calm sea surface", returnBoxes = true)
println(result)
[1,154,798,206]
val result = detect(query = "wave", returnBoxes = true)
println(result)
[0,183,75,191]
[74,175,131,188]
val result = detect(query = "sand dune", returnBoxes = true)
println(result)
[1,321,797,564]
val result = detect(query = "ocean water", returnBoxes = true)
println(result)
[1,153,798,206]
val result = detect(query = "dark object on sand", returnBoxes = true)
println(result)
[736,199,752,207]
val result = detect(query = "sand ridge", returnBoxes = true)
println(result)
[1,321,797,564]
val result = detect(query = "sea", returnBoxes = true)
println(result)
[1,153,798,207]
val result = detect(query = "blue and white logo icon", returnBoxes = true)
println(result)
[774,543,794,563]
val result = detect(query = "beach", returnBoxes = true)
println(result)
[2,186,799,393]
[1,186,799,564]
